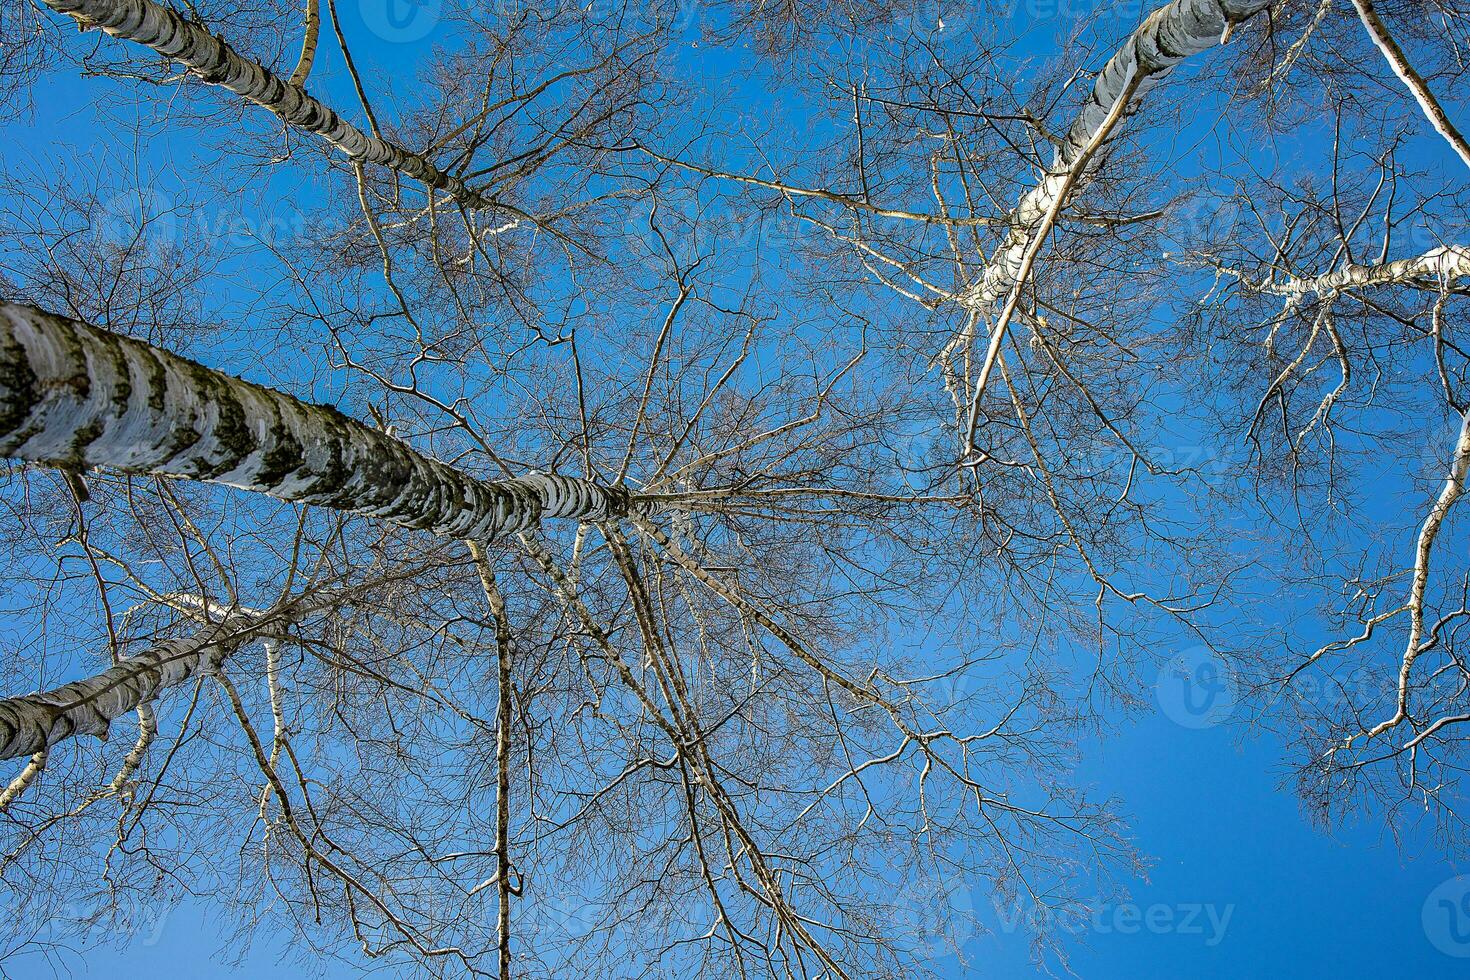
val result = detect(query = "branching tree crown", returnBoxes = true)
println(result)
[1,0,1468,975]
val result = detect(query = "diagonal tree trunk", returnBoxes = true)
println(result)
[0,571,442,762]
[1347,0,1470,172]
[38,0,504,212]
[0,611,263,760]
[0,301,648,539]
[959,0,1274,310]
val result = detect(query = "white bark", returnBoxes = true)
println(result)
[286,0,320,88]
[0,302,649,539]
[1295,244,1470,295]
[962,68,1142,447]
[41,0,501,211]
[959,0,1272,310]
[1363,412,1470,740]
[0,614,256,759]
[1348,0,1470,173]
[0,749,48,807]
[1250,244,1470,297]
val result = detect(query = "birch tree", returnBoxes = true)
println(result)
[3,0,1470,975]
[0,294,1133,974]
[625,0,1470,863]
[0,5,1135,962]
[1175,113,1470,831]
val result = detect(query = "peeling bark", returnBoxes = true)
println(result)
[40,0,502,211]
[960,0,1273,309]
[0,302,648,539]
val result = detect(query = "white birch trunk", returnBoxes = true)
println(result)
[0,302,645,539]
[1347,0,1470,172]
[0,749,48,806]
[0,615,255,759]
[1271,244,1470,297]
[40,0,500,211]
[960,0,1272,310]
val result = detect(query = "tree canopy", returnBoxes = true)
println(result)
[1,0,1468,975]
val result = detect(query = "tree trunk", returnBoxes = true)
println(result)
[39,0,502,211]
[1277,244,1470,296]
[960,0,1273,309]
[1348,0,1470,172]
[0,614,256,759]
[0,301,645,539]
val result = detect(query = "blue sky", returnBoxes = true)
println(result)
[3,0,1470,976]
[36,713,1470,977]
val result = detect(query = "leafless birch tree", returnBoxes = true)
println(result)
[2,0,1470,975]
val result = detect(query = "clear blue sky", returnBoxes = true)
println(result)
[2,1,1468,977]
[39,712,1470,977]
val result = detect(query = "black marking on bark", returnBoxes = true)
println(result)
[256,403,305,488]
[308,413,353,502]
[4,301,656,542]
[198,376,255,479]
[144,347,169,411]
[1152,32,1188,62]
[0,326,37,443]
[95,331,134,417]
[67,419,105,466]
[603,483,634,518]
[50,310,92,400]
[161,420,204,465]
[110,359,133,416]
